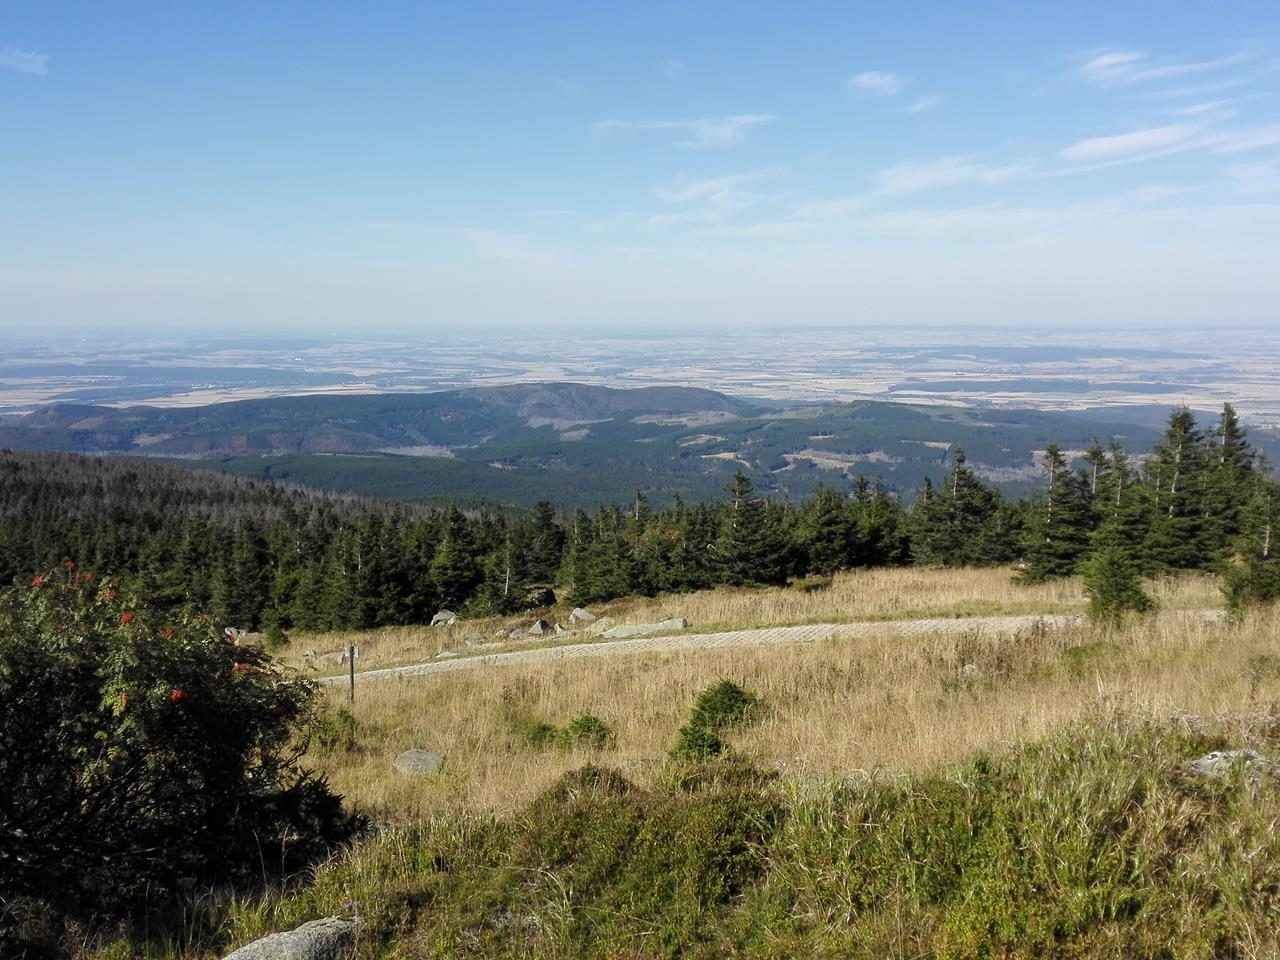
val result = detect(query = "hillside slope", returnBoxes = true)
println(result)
[0,384,1174,506]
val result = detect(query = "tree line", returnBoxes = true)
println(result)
[2,402,1276,631]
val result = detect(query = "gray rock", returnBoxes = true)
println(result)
[434,650,459,659]
[1184,749,1270,779]
[569,607,597,624]
[431,610,459,627]
[491,628,509,640]
[528,618,551,636]
[601,617,688,640]
[587,616,616,636]
[392,749,444,777]
[507,627,524,641]
[222,916,360,960]
[463,632,485,646]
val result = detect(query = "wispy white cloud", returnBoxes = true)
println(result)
[848,71,910,97]
[1078,48,1253,87]
[650,169,789,228]
[1141,75,1258,100]
[593,114,777,149]
[1168,100,1239,120]
[653,168,787,206]
[1059,123,1199,161]
[787,156,1028,223]
[663,59,685,80]
[1210,123,1280,154]
[1078,49,1147,85]
[906,95,942,113]
[873,155,1030,194]
[0,46,48,75]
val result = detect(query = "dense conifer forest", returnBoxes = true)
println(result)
[3,403,1277,631]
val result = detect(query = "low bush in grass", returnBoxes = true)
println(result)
[555,713,617,751]
[301,704,359,754]
[1082,545,1155,624]
[499,682,617,752]
[671,680,758,762]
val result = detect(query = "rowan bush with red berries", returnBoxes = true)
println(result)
[0,568,362,930]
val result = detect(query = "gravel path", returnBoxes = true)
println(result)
[317,609,1223,687]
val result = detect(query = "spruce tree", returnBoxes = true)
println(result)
[803,485,853,575]
[1144,407,1209,570]
[522,500,565,584]
[1203,402,1255,560]
[910,451,1003,567]
[1222,475,1280,614]
[210,518,267,630]
[718,471,787,586]
[429,508,481,609]
[1018,444,1093,581]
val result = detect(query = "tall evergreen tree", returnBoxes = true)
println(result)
[1203,402,1255,560]
[1144,407,1209,570]
[802,485,853,575]
[911,451,1004,567]
[718,471,788,586]
[1018,444,1093,581]
[1222,471,1280,614]
[429,508,481,608]
[522,500,564,584]
[210,517,268,629]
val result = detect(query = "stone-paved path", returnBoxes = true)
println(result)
[319,609,1222,687]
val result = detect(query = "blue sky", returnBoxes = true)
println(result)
[2,1,1279,335]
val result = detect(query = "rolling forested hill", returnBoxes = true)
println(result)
[0,382,1180,507]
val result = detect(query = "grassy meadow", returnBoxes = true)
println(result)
[87,567,1280,959]
[305,574,1252,822]
[280,565,1222,675]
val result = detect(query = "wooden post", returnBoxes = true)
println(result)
[347,644,356,704]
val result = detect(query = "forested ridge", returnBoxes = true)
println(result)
[2,402,1277,632]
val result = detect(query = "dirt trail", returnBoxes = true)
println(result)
[318,609,1223,687]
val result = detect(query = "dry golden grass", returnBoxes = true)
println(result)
[280,566,1222,674]
[309,590,1273,826]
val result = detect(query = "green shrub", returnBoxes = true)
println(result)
[1082,545,1155,624]
[1223,556,1280,616]
[671,681,759,764]
[262,620,289,650]
[687,680,758,732]
[302,705,359,754]
[672,724,728,763]
[499,684,616,752]
[0,570,362,931]
[555,713,617,751]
